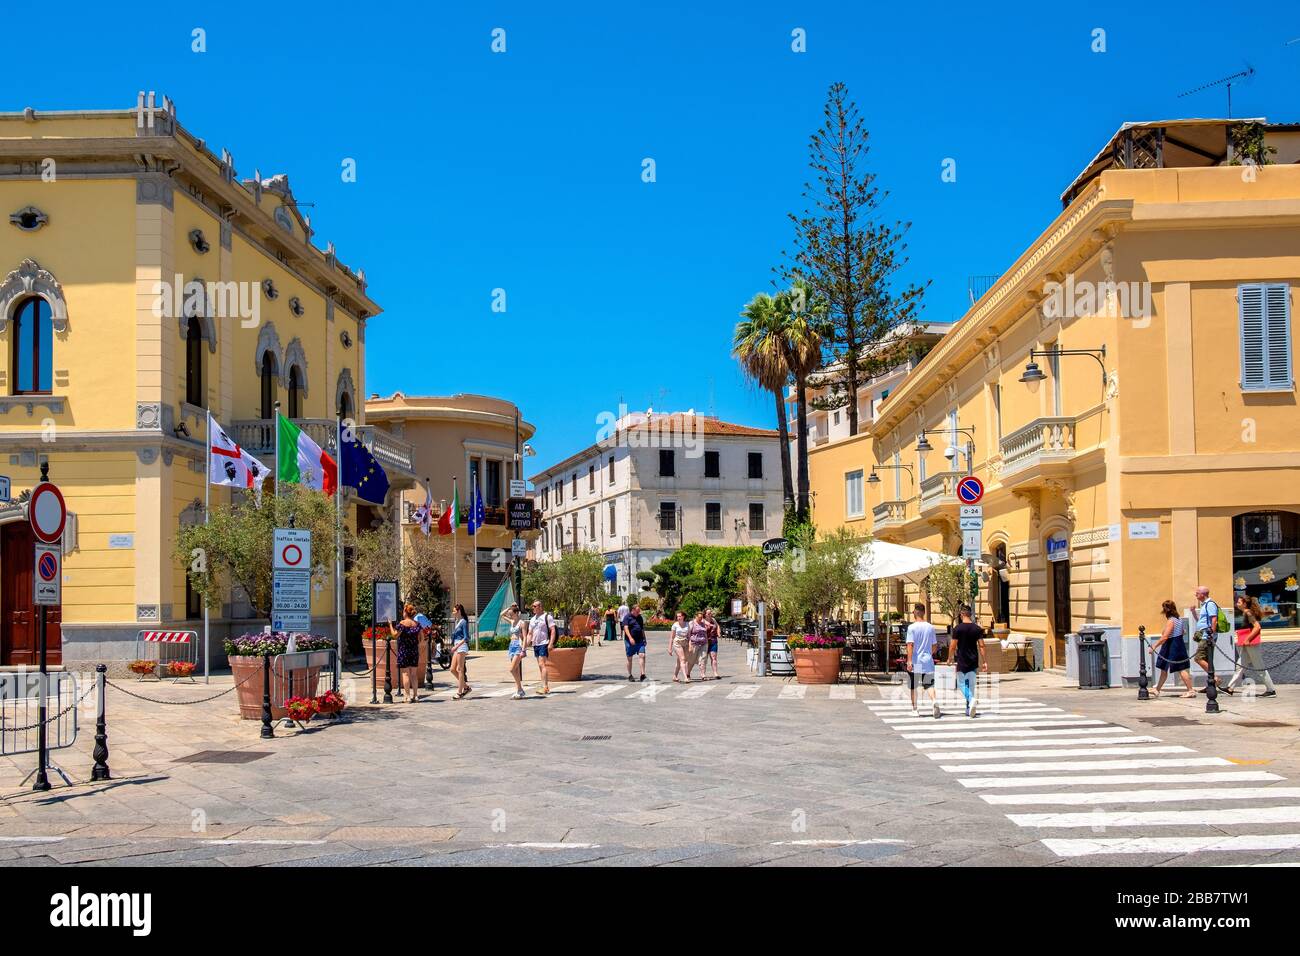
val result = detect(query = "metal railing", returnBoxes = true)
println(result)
[998,415,1077,476]
[229,419,416,476]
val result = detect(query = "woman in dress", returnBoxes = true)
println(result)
[686,610,709,681]
[701,608,721,680]
[386,603,423,703]
[450,603,472,699]
[669,611,692,682]
[1151,599,1194,698]
[506,603,528,699]
[1225,594,1278,697]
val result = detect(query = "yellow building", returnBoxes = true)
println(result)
[809,119,1300,670]
[365,392,537,615]
[0,97,415,666]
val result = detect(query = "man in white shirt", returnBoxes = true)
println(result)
[905,603,940,719]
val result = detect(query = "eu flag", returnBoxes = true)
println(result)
[468,484,485,535]
[341,435,390,504]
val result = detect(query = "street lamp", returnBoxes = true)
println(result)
[867,462,914,488]
[1020,345,1108,389]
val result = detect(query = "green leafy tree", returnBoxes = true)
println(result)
[924,558,976,634]
[734,291,796,514]
[780,81,929,437]
[173,485,338,620]
[768,526,869,634]
[521,550,605,617]
[645,544,760,617]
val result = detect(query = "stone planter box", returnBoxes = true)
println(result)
[546,645,587,682]
[792,647,842,684]
[362,635,428,686]
[229,655,322,721]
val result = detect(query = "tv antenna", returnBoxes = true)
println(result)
[1177,65,1255,118]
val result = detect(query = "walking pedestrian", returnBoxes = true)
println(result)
[604,605,618,642]
[670,611,692,682]
[449,603,472,699]
[506,603,527,699]
[685,610,709,680]
[529,599,556,696]
[386,603,424,703]
[946,605,986,717]
[702,608,721,680]
[1226,594,1278,697]
[623,602,647,682]
[1192,585,1224,693]
[906,603,940,719]
[1151,599,1195,699]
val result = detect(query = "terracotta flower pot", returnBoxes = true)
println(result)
[792,647,842,684]
[546,646,587,682]
[229,656,323,720]
[362,635,428,685]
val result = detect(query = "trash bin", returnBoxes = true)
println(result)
[1076,626,1108,689]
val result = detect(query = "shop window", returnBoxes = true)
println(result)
[1232,511,1300,629]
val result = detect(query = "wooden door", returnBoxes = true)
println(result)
[1051,558,1071,663]
[1,522,61,666]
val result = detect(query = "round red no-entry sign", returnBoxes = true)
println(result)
[30,482,67,544]
[280,544,304,567]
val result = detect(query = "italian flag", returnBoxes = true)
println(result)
[277,413,337,495]
[438,483,459,535]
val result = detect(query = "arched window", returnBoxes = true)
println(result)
[337,390,352,422]
[185,316,204,407]
[260,352,277,419]
[1232,511,1300,629]
[287,365,302,419]
[12,296,52,395]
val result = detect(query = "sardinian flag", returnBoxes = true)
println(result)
[208,411,270,494]
[412,483,434,536]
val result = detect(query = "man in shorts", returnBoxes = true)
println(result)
[1192,585,1222,693]
[623,603,647,682]
[906,603,940,718]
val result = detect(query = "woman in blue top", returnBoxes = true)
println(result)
[450,603,471,699]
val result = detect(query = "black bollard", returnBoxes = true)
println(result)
[91,664,111,781]
[1136,625,1149,701]
[424,635,434,690]
[260,654,274,738]
[370,634,378,704]
[1204,632,1220,714]
[383,638,393,704]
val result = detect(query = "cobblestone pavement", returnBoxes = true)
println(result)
[3,636,1299,866]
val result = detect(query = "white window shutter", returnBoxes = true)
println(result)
[1264,284,1292,390]
[1239,284,1266,390]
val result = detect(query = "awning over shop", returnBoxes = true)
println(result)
[854,541,967,584]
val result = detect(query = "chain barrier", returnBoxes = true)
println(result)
[0,679,96,734]
[104,667,259,706]
[1143,627,1300,674]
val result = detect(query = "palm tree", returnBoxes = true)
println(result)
[775,279,825,524]
[734,293,795,518]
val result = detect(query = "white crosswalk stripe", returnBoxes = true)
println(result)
[727,684,759,699]
[778,685,807,700]
[625,682,670,701]
[828,685,857,700]
[957,771,1285,789]
[677,683,716,700]
[580,683,624,698]
[864,693,1300,864]
[982,787,1300,806]
[911,735,1161,750]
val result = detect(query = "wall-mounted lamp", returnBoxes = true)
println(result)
[1020,345,1108,389]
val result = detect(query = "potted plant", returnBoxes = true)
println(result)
[314,688,347,716]
[224,633,333,720]
[361,624,429,686]
[788,633,846,684]
[284,695,318,724]
[128,659,157,680]
[547,635,590,682]
[166,660,197,680]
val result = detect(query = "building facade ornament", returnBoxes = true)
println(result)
[179,277,217,352]
[335,368,355,416]
[136,447,158,464]
[9,205,49,231]
[136,402,162,430]
[1105,369,1120,400]
[254,322,284,379]
[136,604,160,623]
[283,337,309,394]
[0,258,70,335]
[135,171,174,210]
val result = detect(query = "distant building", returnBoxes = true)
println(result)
[531,411,784,595]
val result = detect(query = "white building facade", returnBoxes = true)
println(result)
[531,413,786,596]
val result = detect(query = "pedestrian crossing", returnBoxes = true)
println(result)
[865,695,1300,863]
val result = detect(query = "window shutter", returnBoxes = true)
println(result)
[61,512,78,555]
[1264,284,1292,389]
[1239,285,1266,389]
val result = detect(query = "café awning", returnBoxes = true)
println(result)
[855,541,969,584]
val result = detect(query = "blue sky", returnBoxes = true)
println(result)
[13,2,1299,469]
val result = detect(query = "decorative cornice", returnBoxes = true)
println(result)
[0,258,69,335]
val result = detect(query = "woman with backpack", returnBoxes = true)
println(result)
[1150,599,1195,698]
[1225,594,1278,697]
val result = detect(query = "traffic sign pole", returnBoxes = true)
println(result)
[32,462,58,792]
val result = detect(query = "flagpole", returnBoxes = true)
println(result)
[335,411,344,687]
[472,488,480,653]
[273,400,281,506]
[450,476,458,636]
[204,412,211,685]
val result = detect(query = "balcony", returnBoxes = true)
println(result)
[918,471,966,517]
[998,416,1077,486]
[872,499,909,533]
[229,418,418,483]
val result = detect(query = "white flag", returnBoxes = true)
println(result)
[208,412,270,494]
